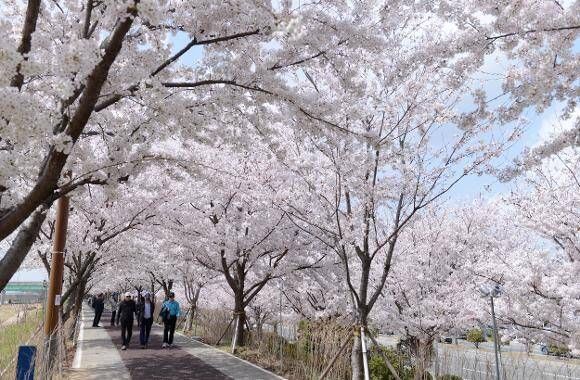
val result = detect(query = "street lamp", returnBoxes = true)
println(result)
[480,283,503,380]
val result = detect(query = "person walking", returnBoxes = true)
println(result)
[116,292,136,350]
[135,294,143,327]
[161,292,180,348]
[91,293,104,327]
[109,293,118,326]
[138,292,155,348]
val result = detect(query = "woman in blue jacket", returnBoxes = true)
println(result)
[161,292,180,348]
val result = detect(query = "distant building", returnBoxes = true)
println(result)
[0,281,47,304]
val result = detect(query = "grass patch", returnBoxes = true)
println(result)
[0,305,19,324]
[0,304,41,325]
[0,309,43,376]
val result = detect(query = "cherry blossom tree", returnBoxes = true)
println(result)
[275,55,517,379]
[25,179,158,323]
[0,3,578,378]
[0,0,374,290]
[450,183,579,354]
[145,139,323,347]
[479,1,580,172]
[504,150,580,351]
[374,208,479,379]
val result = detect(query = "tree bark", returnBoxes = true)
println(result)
[410,337,434,380]
[66,278,87,340]
[233,293,247,347]
[10,0,41,89]
[72,279,87,321]
[351,332,364,380]
[0,207,47,291]
[185,304,196,331]
[350,257,371,380]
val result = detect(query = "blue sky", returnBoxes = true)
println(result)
[448,105,558,201]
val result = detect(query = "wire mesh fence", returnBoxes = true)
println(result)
[0,304,79,380]
[434,344,580,380]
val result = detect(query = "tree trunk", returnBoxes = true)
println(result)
[234,310,247,348]
[185,304,195,331]
[351,332,364,380]
[161,279,173,299]
[350,257,370,380]
[411,337,434,380]
[72,280,87,321]
[0,207,47,292]
[67,279,87,340]
[256,316,264,338]
[233,293,246,348]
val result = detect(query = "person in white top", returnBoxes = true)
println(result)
[138,292,155,348]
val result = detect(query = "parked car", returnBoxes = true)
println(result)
[441,336,453,344]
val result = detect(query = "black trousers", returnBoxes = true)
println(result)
[140,318,153,345]
[110,310,116,326]
[92,309,103,327]
[121,319,133,346]
[163,316,177,344]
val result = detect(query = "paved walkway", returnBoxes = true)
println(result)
[70,307,130,379]
[70,307,284,380]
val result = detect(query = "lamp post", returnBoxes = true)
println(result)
[480,283,502,380]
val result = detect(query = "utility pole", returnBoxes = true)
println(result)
[43,196,70,371]
[480,283,503,380]
[278,281,283,361]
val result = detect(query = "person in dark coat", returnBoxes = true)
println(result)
[91,293,104,327]
[138,292,155,348]
[135,294,143,327]
[116,292,137,350]
[109,293,118,326]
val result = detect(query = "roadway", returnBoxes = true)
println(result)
[376,335,580,380]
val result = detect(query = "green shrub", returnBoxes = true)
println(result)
[466,329,485,349]
[438,375,462,380]
[548,344,570,356]
[284,341,298,359]
[296,319,313,356]
[369,347,414,380]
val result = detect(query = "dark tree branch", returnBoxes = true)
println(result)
[486,25,580,43]
[151,29,260,76]
[10,0,42,90]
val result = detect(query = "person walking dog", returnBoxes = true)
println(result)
[160,292,180,348]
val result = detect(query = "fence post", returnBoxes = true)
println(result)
[360,326,370,380]
[216,315,235,346]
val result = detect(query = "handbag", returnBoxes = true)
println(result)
[160,305,170,322]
